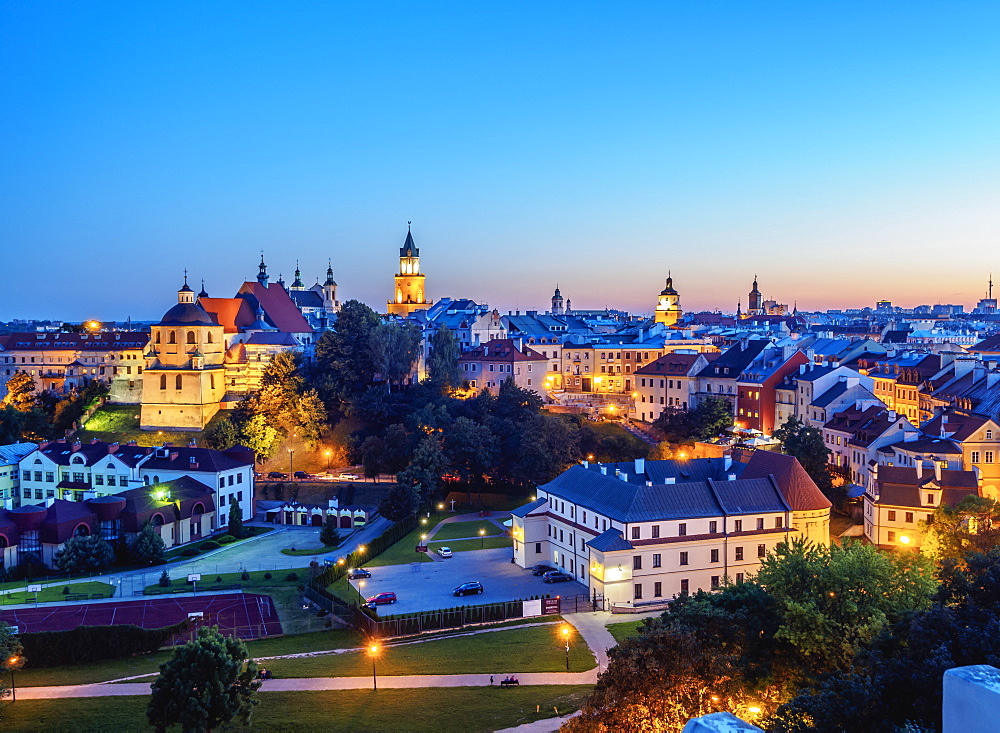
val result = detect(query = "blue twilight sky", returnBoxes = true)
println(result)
[2,2,1000,322]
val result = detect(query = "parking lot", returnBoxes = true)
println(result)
[350,547,589,614]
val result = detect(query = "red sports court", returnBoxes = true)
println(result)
[0,593,282,641]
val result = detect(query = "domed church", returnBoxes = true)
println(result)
[140,275,227,431]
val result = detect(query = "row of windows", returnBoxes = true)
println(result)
[159,374,217,389]
[154,330,216,345]
[633,575,744,600]
[629,516,783,540]
[217,473,245,488]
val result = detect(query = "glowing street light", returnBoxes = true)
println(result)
[324,450,333,470]
[560,625,572,671]
[368,643,381,689]
[479,528,486,548]
[899,535,911,545]
[7,655,20,702]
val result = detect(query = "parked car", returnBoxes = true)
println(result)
[438,547,453,558]
[267,471,286,479]
[293,471,309,480]
[530,564,556,576]
[348,568,371,580]
[365,592,397,606]
[542,571,573,583]
[453,581,484,596]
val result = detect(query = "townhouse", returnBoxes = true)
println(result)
[735,345,809,435]
[457,338,547,397]
[632,352,717,422]
[511,451,830,609]
[822,404,918,486]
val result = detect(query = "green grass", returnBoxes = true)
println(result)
[0,687,594,732]
[607,619,648,645]
[280,544,340,557]
[364,513,454,567]
[428,536,512,553]
[0,581,115,605]
[78,404,203,447]
[429,520,506,542]
[162,526,272,560]
[263,624,596,678]
[145,567,310,594]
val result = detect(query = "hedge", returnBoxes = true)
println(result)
[18,620,190,667]
[311,514,418,590]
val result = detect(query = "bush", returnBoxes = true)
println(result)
[215,576,222,582]
[18,621,190,667]
[263,572,272,580]
[296,584,305,592]
[200,541,221,551]
[62,586,70,595]
[241,570,250,581]
[158,570,171,587]
[217,534,237,544]
[181,548,200,557]
[286,572,298,581]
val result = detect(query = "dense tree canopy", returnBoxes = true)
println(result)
[773,415,833,495]
[54,535,115,574]
[652,395,733,445]
[925,494,1000,564]
[427,326,462,391]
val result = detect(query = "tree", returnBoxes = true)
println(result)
[319,516,340,547]
[0,408,28,444]
[755,538,934,673]
[360,435,386,482]
[773,415,833,494]
[369,322,421,392]
[203,415,239,450]
[147,625,261,732]
[228,500,245,540]
[53,534,115,574]
[397,434,447,504]
[925,494,1000,563]
[378,482,420,521]
[1,372,36,411]
[131,523,166,566]
[240,412,282,461]
[381,424,412,475]
[427,326,462,391]
[311,300,381,413]
[648,441,675,460]
[296,388,326,449]
[0,621,24,704]
[444,416,497,486]
[652,396,733,445]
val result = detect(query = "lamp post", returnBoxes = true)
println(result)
[479,528,486,548]
[368,643,380,689]
[288,449,294,479]
[324,450,332,471]
[560,626,571,671]
[8,655,20,702]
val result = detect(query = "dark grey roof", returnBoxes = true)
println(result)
[587,529,633,552]
[289,290,324,308]
[159,302,216,326]
[696,339,771,378]
[811,381,849,408]
[510,498,547,517]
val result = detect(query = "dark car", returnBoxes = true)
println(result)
[542,571,573,583]
[365,592,397,606]
[293,471,309,480]
[453,581,484,597]
[348,568,371,580]
[530,564,557,576]
[267,471,286,479]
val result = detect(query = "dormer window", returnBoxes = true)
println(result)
[988,430,994,440]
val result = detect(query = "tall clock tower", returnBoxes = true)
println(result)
[387,224,432,316]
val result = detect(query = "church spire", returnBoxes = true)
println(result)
[198,279,208,298]
[291,260,304,290]
[257,252,269,286]
[325,259,337,287]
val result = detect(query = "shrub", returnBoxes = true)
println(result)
[181,548,200,557]
[296,584,305,592]
[241,570,250,581]
[200,541,221,551]
[159,570,171,587]
[286,572,298,581]
[217,534,237,544]
[215,576,222,582]
[19,621,190,667]
[263,572,272,580]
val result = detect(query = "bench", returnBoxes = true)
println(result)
[500,679,520,687]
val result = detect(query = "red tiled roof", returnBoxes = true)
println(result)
[236,282,313,334]
[199,297,257,334]
[0,333,148,351]
[458,339,545,362]
[741,450,832,511]
[634,352,711,377]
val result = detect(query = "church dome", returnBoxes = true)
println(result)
[158,302,216,326]
[660,277,678,296]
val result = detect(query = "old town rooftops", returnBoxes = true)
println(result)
[0,333,148,350]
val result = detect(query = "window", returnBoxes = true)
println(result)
[160,374,167,390]
[775,516,783,528]
[736,572,745,583]
[535,542,541,554]
[680,579,689,594]
[757,544,766,558]
[228,475,235,486]
[927,493,935,504]
[756,518,764,530]
[652,525,659,538]
[711,576,720,590]
[678,523,687,536]
[237,474,243,483]
[888,510,896,521]
[679,551,689,566]
[988,430,994,440]
[631,526,640,540]
[559,529,564,542]
[973,451,981,464]
[107,475,116,486]
[710,549,719,563]
[633,556,642,570]
[634,584,643,600]
[988,452,995,464]
[219,478,225,489]
[734,519,743,532]
[168,331,176,344]
[33,471,41,481]
[654,582,662,598]
[652,553,661,568]
[905,511,914,523]
[175,374,182,390]
[45,471,54,482]
[237,491,243,502]
[709,520,718,533]
[220,494,227,506]
[888,530,896,543]
[735,546,744,561]
[187,331,196,344]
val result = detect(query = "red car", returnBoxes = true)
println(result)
[365,592,397,606]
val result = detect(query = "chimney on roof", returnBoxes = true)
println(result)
[170,451,179,461]
[188,439,197,448]
[934,461,943,482]
[90,438,99,445]
[45,497,55,508]
[634,457,645,474]
[915,460,923,479]
[724,455,732,471]
[71,441,81,452]
[728,474,736,481]
[799,364,806,374]
[107,443,119,454]
[665,477,676,484]
[600,466,607,475]
[581,459,589,468]
[39,440,50,451]
[646,480,653,486]
[888,410,897,421]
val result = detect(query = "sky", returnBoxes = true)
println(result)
[2,2,1000,322]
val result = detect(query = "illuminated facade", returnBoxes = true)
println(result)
[654,275,682,326]
[387,225,432,317]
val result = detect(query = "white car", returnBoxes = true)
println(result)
[338,473,359,481]
[438,547,453,558]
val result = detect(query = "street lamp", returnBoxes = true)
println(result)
[479,528,486,548]
[560,626,571,671]
[324,450,332,471]
[8,655,20,702]
[288,449,295,479]
[368,643,380,689]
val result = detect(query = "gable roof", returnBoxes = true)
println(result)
[740,450,832,511]
[696,339,772,378]
[458,338,545,362]
[236,282,313,334]
[634,352,711,377]
[199,297,258,334]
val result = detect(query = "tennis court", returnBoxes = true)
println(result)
[0,592,282,641]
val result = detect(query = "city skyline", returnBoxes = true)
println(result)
[3,2,1000,320]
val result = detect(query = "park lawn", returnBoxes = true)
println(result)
[16,629,364,687]
[280,544,340,557]
[0,686,594,732]
[163,526,272,560]
[607,619,649,645]
[363,512,452,567]
[0,581,115,606]
[428,536,512,553]
[78,404,205,447]
[144,567,311,594]
[429,520,506,542]
[262,624,596,678]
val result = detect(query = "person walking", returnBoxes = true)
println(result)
[489,675,494,686]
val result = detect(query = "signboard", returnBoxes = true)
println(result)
[522,599,542,617]
[188,612,204,619]
[543,597,561,615]
[26,585,41,593]
[415,545,428,553]
[187,574,202,582]
[8,626,19,635]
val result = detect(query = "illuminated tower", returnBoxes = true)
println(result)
[551,285,565,315]
[748,275,763,316]
[387,223,432,316]
[654,273,682,326]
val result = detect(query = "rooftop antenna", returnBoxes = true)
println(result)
[990,273,994,300]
